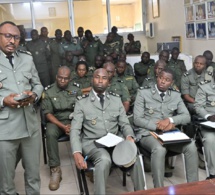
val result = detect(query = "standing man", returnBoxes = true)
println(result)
[0,21,43,194]
[134,68,198,188]
[39,26,51,45]
[124,33,141,54]
[42,66,81,191]
[49,29,64,83]
[111,26,123,51]
[71,68,145,195]
[26,29,51,87]
[74,26,85,44]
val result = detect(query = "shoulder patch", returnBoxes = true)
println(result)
[183,72,190,77]
[200,80,211,85]
[139,86,151,90]
[109,91,120,97]
[117,79,123,83]
[145,77,151,81]
[77,94,89,100]
[18,50,32,56]
[168,87,180,93]
[125,77,133,80]
[44,85,52,91]
[73,82,80,88]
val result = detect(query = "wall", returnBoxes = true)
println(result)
[146,0,215,58]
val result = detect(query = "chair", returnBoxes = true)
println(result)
[40,110,70,164]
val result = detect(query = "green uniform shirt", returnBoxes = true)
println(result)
[50,39,63,68]
[103,41,121,56]
[125,63,134,76]
[107,77,131,103]
[42,82,81,121]
[124,41,141,54]
[134,59,155,86]
[71,75,91,89]
[113,34,124,51]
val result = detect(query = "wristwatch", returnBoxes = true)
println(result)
[32,92,38,103]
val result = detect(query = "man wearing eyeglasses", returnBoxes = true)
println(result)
[0,21,43,194]
[42,66,81,191]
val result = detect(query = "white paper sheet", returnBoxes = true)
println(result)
[200,121,215,128]
[95,133,124,147]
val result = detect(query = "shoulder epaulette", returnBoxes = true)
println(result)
[117,79,123,83]
[183,72,190,77]
[73,82,80,88]
[139,86,151,90]
[145,77,151,81]
[169,87,180,93]
[200,80,211,85]
[44,85,52,91]
[94,36,100,41]
[125,76,133,80]
[109,91,120,97]
[18,50,32,56]
[77,94,89,100]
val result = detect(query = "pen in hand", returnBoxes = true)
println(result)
[84,156,88,163]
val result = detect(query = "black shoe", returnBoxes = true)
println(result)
[164,172,173,177]
[206,174,215,180]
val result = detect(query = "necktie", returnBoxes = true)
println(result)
[160,92,165,101]
[6,55,14,68]
[97,94,104,108]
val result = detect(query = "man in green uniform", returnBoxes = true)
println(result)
[134,52,155,86]
[49,29,64,83]
[118,53,134,76]
[0,21,43,194]
[63,51,75,71]
[71,68,145,195]
[17,25,27,51]
[203,50,215,81]
[26,29,51,87]
[181,55,206,114]
[82,30,103,67]
[195,71,215,179]
[39,26,51,45]
[124,33,141,54]
[74,26,85,45]
[103,62,131,113]
[111,26,123,51]
[134,68,198,188]
[59,30,83,65]
[167,47,187,90]
[42,66,81,191]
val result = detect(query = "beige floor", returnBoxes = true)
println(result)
[15,140,207,195]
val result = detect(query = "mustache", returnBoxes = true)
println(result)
[6,43,15,47]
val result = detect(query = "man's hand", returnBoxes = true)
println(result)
[63,124,71,135]
[3,93,20,108]
[156,118,170,130]
[163,123,176,131]
[73,152,88,170]
[207,115,215,122]
[126,136,135,142]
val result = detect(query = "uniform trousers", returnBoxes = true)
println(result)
[139,135,198,188]
[82,142,145,195]
[201,128,215,175]
[0,130,41,195]
[46,122,69,167]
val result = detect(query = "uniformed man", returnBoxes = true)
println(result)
[111,26,123,51]
[42,66,81,191]
[116,60,139,104]
[39,26,51,45]
[134,52,155,86]
[167,47,187,90]
[82,30,103,67]
[195,70,215,180]
[0,21,43,194]
[203,50,215,81]
[124,33,141,54]
[103,32,121,63]
[103,62,131,113]
[26,29,51,87]
[63,50,75,72]
[118,53,134,76]
[94,54,104,69]
[71,68,145,195]
[59,30,83,65]
[17,25,27,51]
[134,68,198,188]
[49,29,64,83]
[159,49,170,64]
[74,26,85,45]
[181,55,206,114]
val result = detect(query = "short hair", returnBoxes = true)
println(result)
[85,29,92,35]
[171,47,180,53]
[116,59,126,66]
[159,68,175,80]
[57,66,71,75]
[203,50,213,57]
[55,29,62,33]
[75,61,89,72]
[0,21,16,28]
[64,30,71,36]
[31,29,38,34]
[142,51,150,56]
[194,55,206,63]
[154,59,166,69]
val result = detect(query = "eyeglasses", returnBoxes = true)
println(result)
[57,76,70,81]
[0,33,21,41]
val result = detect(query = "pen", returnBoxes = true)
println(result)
[84,156,88,162]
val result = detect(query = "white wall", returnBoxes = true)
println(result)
[145,0,215,59]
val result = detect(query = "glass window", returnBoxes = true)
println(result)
[73,0,107,35]
[109,0,143,32]
[33,1,70,37]
[0,2,32,38]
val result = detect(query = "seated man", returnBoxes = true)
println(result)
[133,68,198,188]
[124,33,141,54]
[194,71,215,179]
[118,53,134,76]
[203,50,215,81]
[71,68,145,195]
[181,55,207,115]
[42,66,81,191]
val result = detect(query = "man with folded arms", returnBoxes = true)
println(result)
[133,68,198,188]
[71,68,145,194]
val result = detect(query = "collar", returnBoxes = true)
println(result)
[155,84,167,96]
[92,89,106,101]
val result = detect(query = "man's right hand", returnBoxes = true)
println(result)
[73,152,88,170]
[3,93,20,108]
[207,115,215,122]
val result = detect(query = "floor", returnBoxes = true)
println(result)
[15,140,207,195]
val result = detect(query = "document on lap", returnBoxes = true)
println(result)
[95,133,124,147]
[150,129,191,145]
[200,121,215,128]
